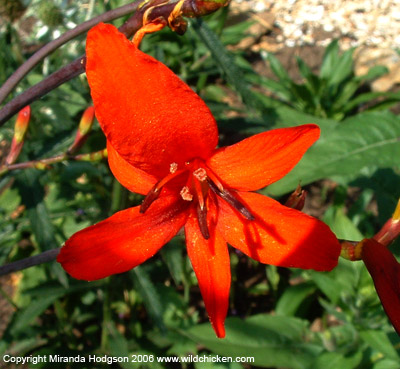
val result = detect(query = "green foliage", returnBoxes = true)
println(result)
[0,1,400,368]
[255,40,400,120]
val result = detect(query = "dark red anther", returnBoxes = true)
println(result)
[140,186,160,213]
[208,179,255,221]
[196,203,210,240]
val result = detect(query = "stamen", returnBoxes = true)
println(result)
[140,167,186,213]
[193,168,207,182]
[205,168,224,192]
[196,203,210,240]
[180,186,193,201]
[193,176,205,210]
[170,162,178,173]
[140,185,160,213]
[208,180,255,221]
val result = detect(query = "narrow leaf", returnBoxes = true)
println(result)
[266,111,400,196]
[183,315,320,369]
[192,19,261,110]
[131,266,166,332]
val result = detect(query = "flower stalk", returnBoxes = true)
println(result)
[0,149,107,177]
[0,0,230,127]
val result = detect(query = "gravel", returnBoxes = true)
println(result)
[235,0,400,50]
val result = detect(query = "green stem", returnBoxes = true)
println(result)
[101,278,112,351]
[0,148,107,177]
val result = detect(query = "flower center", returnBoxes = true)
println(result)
[140,159,254,240]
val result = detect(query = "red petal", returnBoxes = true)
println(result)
[216,192,340,270]
[185,200,230,338]
[57,195,188,280]
[107,141,157,195]
[362,238,400,335]
[86,23,218,178]
[207,124,320,191]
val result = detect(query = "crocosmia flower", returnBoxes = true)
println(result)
[57,23,341,338]
[361,238,400,335]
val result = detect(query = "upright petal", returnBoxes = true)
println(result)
[86,23,218,178]
[185,200,230,338]
[207,124,320,191]
[57,195,189,280]
[362,238,400,335]
[107,141,157,195]
[217,192,340,271]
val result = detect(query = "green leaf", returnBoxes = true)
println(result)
[343,91,400,113]
[265,53,292,86]
[373,359,400,369]
[0,187,21,213]
[192,19,260,110]
[131,266,166,332]
[296,56,321,95]
[320,40,340,80]
[184,315,320,369]
[266,111,400,196]
[11,295,60,333]
[160,238,184,285]
[107,322,137,369]
[323,207,364,241]
[360,330,400,361]
[310,351,362,369]
[16,170,56,252]
[275,282,316,316]
[255,77,294,102]
[327,47,355,87]
[355,65,388,83]
[15,170,68,286]
[309,258,364,304]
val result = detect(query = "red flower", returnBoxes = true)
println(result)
[57,23,341,338]
[361,238,400,335]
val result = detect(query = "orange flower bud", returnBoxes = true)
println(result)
[5,106,31,165]
[67,106,95,155]
[78,106,95,136]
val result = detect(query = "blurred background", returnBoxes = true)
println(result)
[1,0,400,368]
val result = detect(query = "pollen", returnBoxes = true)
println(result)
[170,162,178,173]
[180,186,193,201]
[193,168,207,182]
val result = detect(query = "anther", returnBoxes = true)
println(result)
[197,203,210,240]
[170,162,178,173]
[140,186,160,213]
[140,167,186,213]
[180,186,193,201]
[208,180,255,221]
[193,168,207,182]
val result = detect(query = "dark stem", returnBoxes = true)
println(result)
[0,2,141,106]
[0,0,226,126]
[0,2,146,126]
[0,248,61,277]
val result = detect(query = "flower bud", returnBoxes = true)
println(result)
[67,106,95,155]
[284,184,306,210]
[5,106,31,165]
